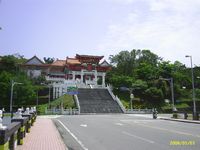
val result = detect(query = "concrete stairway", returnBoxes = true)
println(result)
[77,88,123,114]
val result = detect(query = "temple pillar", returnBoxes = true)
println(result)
[53,87,55,99]
[72,71,75,81]
[81,70,83,83]
[102,73,105,87]
[57,87,59,98]
[55,87,57,98]
[94,71,97,85]
[59,86,62,97]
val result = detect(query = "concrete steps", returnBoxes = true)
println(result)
[77,88,123,114]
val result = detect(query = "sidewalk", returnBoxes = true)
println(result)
[158,114,200,124]
[158,115,200,124]
[16,117,67,150]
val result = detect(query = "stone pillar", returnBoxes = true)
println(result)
[94,71,98,85]
[59,86,62,97]
[81,70,83,83]
[102,73,105,87]
[57,87,59,98]
[72,71,75,81]
[55,87,57,99]
[53,87,55,99]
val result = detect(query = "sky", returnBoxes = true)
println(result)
[0,0,200,66]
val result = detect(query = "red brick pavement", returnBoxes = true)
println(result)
[16,117,67,150]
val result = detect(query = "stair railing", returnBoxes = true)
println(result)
[74,95,80,114]
[106,85,126,113]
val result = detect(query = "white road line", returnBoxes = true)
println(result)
[80,124,87,127]
[57,120,88,150]
[122,131,155,144]
[115,123,123,126]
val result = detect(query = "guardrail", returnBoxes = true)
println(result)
[0,108,37,150]
[45,108,79,115]
[74,95,80,114]
[106,85,126,113]
[172,111,200,120]
[126,109,153,114]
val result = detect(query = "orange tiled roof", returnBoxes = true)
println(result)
[51,60,66,66]
[66,58,81,65]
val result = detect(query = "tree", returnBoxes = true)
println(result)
[109,50,136,76]
[43,57,54,64]
[0,54,37,108]
[144,87,164,107]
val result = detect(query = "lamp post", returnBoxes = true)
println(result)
[48,85,51,106]
[160,78,175,111]
[10,80,23,116]
[129,88,134,110]
[41,83,52,107]
[185,55,197,120]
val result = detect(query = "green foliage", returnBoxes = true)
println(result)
[37,94,75,114]
[144,87,164,106]
[0,54,37,108]
[109,75,134,88]
[43,57,54,64]
[108,49,196,109]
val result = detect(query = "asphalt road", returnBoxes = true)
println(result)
[53,114,200,150]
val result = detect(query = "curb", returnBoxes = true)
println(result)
[159,117,200,124]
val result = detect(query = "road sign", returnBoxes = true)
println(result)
[65,85,78,95]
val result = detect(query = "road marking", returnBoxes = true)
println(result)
[122,131,155,144]
[115,123,123,126]
[121,119,200,138]
[57,120,88,150]
[80,124,87,127]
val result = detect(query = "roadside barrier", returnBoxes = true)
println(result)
[0,122,21,150]
[172,111,200,120]
[0,107,37,150]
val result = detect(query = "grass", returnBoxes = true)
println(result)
[37,94,76,115]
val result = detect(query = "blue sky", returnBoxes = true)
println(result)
[1,0,200,66]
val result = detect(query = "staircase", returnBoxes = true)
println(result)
[77,88,123,114]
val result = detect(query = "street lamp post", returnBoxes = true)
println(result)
[41,83,52,107]
[10,80,23,116]
[129,88,134,110]
[160,78,175,111]
[48,85,51,107]
[185,55,197,120]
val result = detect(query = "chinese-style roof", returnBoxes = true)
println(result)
[76,54,104,60]
[24,55,44,65]
[100,60,110,67]
[51,60,66,66]
[66,57,81,65]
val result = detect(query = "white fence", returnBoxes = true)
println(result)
[45,108,79,115]
[126,109,153,114]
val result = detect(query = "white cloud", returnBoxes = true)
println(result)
[97,0,200,66]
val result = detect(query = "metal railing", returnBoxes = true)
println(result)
[45,108,79,115]
[74,95,80,114]
[106,85,126,113]
[126,109,153,114]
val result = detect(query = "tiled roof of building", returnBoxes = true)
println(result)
[51,60,66,66]
[24,55,44,65]
[100,60,110,67]
[66,58,81,65]
[76,54,104,59]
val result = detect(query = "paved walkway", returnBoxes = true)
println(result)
[16,117,67,150]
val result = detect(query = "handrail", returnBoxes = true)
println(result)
[74,95,80,114]
[115,96,126,113]
[106,85,126,113]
